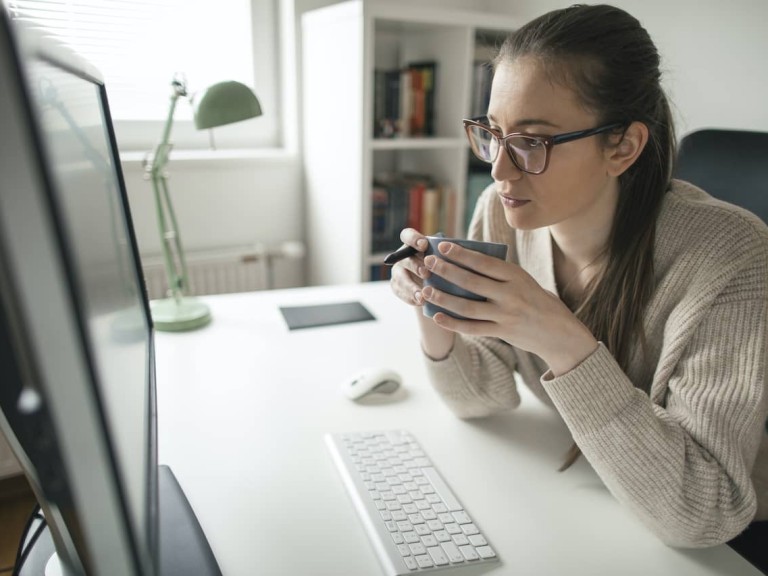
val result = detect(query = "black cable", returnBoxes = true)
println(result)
[11,503,39,572]
[11,504,45,576]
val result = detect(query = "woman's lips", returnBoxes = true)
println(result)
[499,194,531,208]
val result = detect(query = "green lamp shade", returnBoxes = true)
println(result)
[193,80,262,130]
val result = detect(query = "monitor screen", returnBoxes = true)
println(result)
[29,53,153,564]
[0,10,158,575]
[0,10,221,574]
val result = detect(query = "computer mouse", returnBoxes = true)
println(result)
[342,367,402,400]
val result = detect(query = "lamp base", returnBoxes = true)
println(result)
[150,297,212,332]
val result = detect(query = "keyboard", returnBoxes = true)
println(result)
[326,430,498,575]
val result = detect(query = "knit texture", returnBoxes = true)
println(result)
[423,180,768,547]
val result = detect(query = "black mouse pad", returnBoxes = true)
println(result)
[279,301,376,330]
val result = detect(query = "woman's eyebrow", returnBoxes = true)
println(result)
[486,113,560,129]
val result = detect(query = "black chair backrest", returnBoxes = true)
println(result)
[674,128,768,223]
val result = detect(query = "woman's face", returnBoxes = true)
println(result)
[487,57,619,232]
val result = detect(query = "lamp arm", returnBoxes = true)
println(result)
[147,81,191,302]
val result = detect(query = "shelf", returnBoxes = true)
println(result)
[370,137,464,151]
[302,0,517,285]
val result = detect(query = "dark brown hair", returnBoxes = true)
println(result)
[494,4,676,469]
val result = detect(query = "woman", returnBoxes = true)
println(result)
[389,2,768,564]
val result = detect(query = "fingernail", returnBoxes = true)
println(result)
[438,242,451,254]
[421,286,433,299]
[416,238,427,250]
[414,290,422,304]
[424,256,436,269]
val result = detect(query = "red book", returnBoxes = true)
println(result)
[407,181,426,231]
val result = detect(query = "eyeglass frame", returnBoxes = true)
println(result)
[462,116,628,175]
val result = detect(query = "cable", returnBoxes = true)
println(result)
[11,504,46,576]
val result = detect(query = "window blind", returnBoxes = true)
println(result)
[9,0,254,122]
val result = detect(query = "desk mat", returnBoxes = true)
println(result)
[279,300,376,330]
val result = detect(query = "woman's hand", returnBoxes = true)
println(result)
[389,229,456,360]
[389,228,430,307]
[421,240,599,376]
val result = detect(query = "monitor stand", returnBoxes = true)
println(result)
[29,465,222,575]
[158,464,222,576]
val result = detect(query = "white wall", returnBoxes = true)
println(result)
[485,0,768,137]
[124,0,767,290]
[121,152,306,289]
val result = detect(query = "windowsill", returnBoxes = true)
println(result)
[119,147,297,166]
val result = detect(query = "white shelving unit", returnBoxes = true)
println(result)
[301,0,519,285]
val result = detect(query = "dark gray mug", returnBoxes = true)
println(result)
[423,236,508,319]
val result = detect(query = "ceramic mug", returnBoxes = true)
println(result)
[422,236,508,319]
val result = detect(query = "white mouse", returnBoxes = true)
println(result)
[342,367,402,400]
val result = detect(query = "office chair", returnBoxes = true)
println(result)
[674,128,768,223]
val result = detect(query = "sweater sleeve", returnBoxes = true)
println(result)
[423,335,521,418]
[422,183,525,418]
[542,286,768,547]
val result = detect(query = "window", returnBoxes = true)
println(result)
[9,0,280,152]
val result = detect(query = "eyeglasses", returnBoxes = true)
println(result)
[463,117,626,175]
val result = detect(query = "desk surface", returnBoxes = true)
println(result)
[155,282,761,576]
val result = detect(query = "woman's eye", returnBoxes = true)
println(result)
[523,139,544,149]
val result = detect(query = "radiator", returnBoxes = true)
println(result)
[141,242,304,300]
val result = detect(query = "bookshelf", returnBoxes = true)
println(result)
[301,0,518,285]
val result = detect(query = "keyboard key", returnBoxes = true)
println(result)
[468,534,487,547]
[435,530,451,543]
[461,523,480,536]
[403,556,418,570]
[427,546,449,566]
[445,523,461,535]
[441,541,465,564]
[426,519,443,532]
[452,534,469,546]
[477,546,496,559]
[452,511,471,524]
[421,535,438,547]
[416,555,433,569]
[459,545,480,561]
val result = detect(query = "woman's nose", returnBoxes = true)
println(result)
[490,146,524,182]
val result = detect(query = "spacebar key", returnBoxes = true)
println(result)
[421,467,462,512]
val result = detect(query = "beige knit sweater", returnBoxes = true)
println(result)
[423,180,768,547]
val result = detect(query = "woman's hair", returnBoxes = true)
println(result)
[494,4,676,469]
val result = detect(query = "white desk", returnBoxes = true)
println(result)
[155,281,761,576]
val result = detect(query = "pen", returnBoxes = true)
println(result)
[383,244,417,266]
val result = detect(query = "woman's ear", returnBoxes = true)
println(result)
[606,121,649,176]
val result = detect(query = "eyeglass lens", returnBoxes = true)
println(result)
[466,124,547,173]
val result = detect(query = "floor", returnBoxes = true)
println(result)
[0,474,37,575]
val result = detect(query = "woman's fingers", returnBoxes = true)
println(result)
[400,228,429,252]
[421,284,499,324]
[432,241,509,281]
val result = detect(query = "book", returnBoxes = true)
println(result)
[421,186,440,235]
[407,61,436,136]
[372,61,438,138]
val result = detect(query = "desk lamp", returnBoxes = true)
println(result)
[145,75,262,331]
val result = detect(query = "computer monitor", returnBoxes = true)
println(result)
[0,8,220,576]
